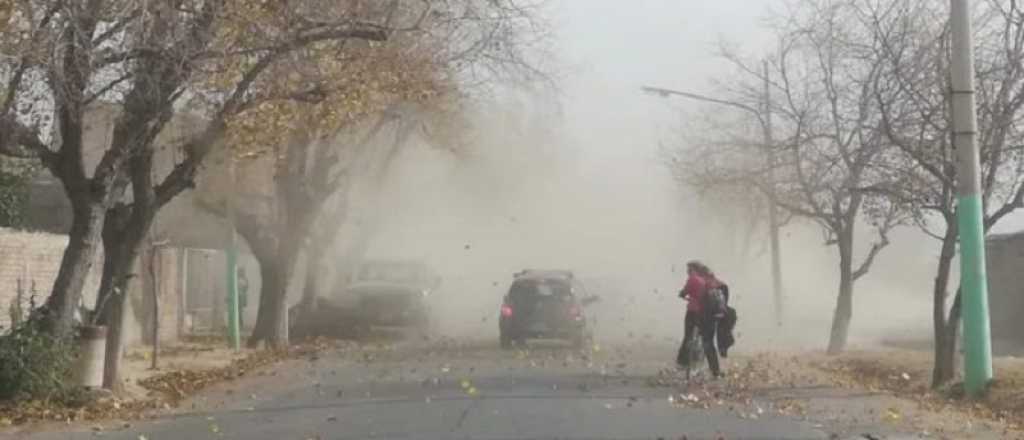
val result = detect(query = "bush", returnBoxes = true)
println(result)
[0,320,82,403]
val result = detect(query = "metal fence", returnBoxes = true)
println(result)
[181,248,258,336]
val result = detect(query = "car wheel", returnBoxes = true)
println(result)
[500,332,513,349]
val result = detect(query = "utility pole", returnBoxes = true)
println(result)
[641,79,785,323]
[949,0,992,396]
[762,60,784,326]
[226,155,241,351]
[950,0,991,394]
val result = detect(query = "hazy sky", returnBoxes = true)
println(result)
[554,0,778,156]
[552,0,1024,234]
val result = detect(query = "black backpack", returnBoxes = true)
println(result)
[705,283,729,319]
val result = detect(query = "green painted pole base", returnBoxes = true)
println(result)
[957,194,993,396]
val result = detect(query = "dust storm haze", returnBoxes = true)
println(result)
[313,0,1023,352]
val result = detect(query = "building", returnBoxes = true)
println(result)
[6,103,262,343]
[986,231,1024,351]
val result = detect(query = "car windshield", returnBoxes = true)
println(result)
[10,1,990,439]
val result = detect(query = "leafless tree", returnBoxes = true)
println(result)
[861,0,1024,386]
[678,0,906,354]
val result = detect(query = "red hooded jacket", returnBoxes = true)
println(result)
[680,273,707,313]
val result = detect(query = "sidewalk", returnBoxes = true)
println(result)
[809,349,1024,432]
[0,336,338,430]
[650,350,1023,439]
[119,336,256,401]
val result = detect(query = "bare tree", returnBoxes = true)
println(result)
[862,0,1024,386]
[679,0,905,353]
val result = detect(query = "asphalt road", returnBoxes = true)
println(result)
[10,338,948,440]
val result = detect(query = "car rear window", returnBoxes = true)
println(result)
[509,279,571,300]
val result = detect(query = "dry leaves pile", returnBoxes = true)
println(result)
[813,351,1024,431]
[0,337,340,427]
[0,394,161,428]
[137,348,289,403]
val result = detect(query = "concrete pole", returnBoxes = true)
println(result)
[949,0,993,396]
[226,155,241,351]
[763,60,784,326]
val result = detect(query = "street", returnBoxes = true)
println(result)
[7,337,986,440]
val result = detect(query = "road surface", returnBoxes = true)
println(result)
[8,338,988,439]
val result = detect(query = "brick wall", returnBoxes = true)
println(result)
[0,228,102,330]
[0,229,184,347]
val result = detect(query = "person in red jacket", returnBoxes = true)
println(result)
[676,260,722,377]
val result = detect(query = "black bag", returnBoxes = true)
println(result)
[704,283,728,319]
[718,305,737,352]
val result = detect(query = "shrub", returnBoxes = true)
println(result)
[0,320,82,403]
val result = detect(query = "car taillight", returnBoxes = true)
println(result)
[500,304,514,317]
[568,304,581,318]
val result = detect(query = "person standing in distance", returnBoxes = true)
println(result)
[676,260,723,377]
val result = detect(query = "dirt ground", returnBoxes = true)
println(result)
[0,336,332,428]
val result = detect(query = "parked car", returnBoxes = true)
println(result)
[290,259,440,339]
[498,269,599,349]
[350,280,431,331]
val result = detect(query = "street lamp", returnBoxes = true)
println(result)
[642,68,784,326]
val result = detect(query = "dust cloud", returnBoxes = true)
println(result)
[308,92,935,355]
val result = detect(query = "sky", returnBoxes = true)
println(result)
[552,0,1024,234]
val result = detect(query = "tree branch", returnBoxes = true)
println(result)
[153,20,396,207]
[984,180,1024,231]
[92,7,143,45]
[852,230,890,281]
[2,0,64,115]
[83,72,134,106]
[0,117,58,169]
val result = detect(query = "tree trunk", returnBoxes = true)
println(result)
[300,257,320,312]
[42,200,106,335]
[247,251,295,349]
[935,289,963,387]
[300,230,334,313]
[827,230,855,355]
[97,206,152,389]
[931,223,959,387]
[101,278,129,391]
